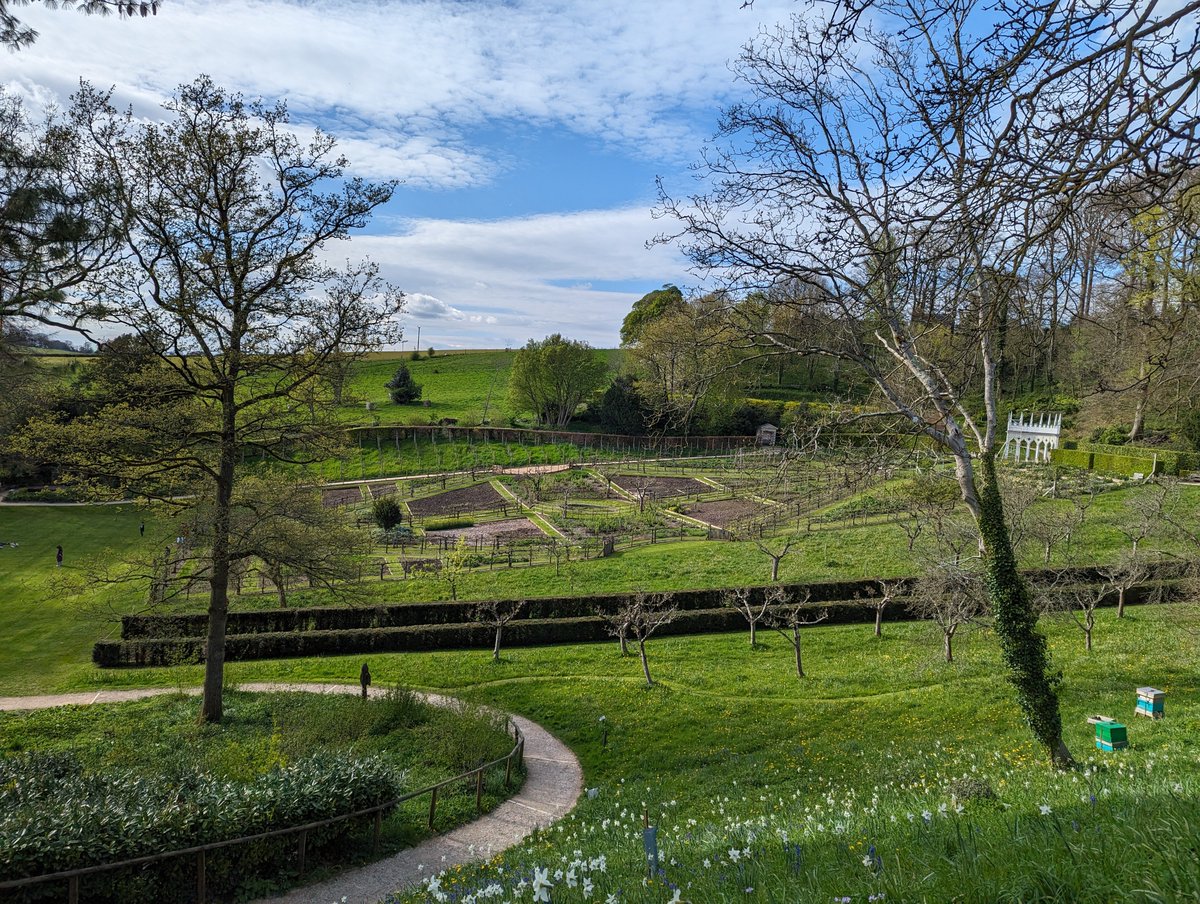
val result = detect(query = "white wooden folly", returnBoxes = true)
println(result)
[1002,411,1062,463]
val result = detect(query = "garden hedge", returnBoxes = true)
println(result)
[121,565,1167,641]
[98,571,1184,667]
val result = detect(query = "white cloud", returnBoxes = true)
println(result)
[3,0,793,186]
[348,204,696,348]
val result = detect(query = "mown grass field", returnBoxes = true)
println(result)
[16,607,1200,901]
[334,348,625,428]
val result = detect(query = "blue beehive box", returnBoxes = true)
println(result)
[1135,687,1165,720]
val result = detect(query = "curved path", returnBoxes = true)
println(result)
[0,682,583,904]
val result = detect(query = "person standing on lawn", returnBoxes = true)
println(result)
[55,545,63,567]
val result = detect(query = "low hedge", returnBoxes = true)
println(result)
[98,575,1184,667]
[0,750,402,902]
[121,576,928,640]
[122,565,1163,641]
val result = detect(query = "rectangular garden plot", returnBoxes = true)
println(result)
[320,486,364,506]
[681,498,769,528]
[368,482,399,498]
[407,481,506,517]
[423,517,547,544]
[610,476,711,498]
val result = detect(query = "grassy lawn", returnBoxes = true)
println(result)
[0,504,152,694]
[23,608,1197,901]
[2,481,1198,695]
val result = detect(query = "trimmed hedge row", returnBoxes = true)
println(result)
[122,566,1144,641]
[1053,442,1199,477]
[96,577,1182,667]
[1080,443,1200,475]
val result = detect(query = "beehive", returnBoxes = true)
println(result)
[1135,687,1165,720]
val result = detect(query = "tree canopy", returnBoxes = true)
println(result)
[507,334,608,428]
[16,77,402,722]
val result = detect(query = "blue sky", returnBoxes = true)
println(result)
[1,0,796,348]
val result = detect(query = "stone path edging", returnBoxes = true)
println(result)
[0,682,583,904]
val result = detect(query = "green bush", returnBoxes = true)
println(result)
[372,495,404,530]
[1090,450,1159,476]
[0,750,402,900]
[385,364,422,404]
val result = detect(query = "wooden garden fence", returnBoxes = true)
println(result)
[0,721,525,904]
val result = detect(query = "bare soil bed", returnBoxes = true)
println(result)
[681,497,767,527]
[408,482,506,517]
[321,486,364,507]
[368,482,398,498]
[611,475,710,498]
[424,517,547,544]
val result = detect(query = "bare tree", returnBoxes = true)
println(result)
[609,590,677,687]
[724,586,771,647]
[913,563,985,663]
[766,588,828,677]
[1061,581,1110,653]
[1118,482,1170,555]
[750,534,799,583]
[661,0,1200,766]
[860,579,904,639]
[472,598,527,661]
[1100,550,1152,619]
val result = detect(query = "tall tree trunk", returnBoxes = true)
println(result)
[749,620,756,647]
[976,456,1073,768]
[874,606,883,638]
[770,557,780,581]
[1117,586,1127,618]
[200,413,237,724]
[493,625,502,661]
[1084,625,1092,652]
[793,627,804,677]
[619,628,628,657]
[639,639,653,687]
[1129,359,1150,441]
[943,629,954,663]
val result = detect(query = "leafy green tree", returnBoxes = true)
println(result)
[385,363,422,403]
[620,284,684,346]
[16,78,401,723]
[372,495,403,530]
[596,374,650,435]
[507,334,608,428]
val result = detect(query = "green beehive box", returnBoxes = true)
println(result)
[1094,721,1127,750]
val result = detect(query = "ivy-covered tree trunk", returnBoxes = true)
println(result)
[976,456,1073,768]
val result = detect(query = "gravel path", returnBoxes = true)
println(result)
[0,682,583,904]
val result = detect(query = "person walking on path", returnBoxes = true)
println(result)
[139,521,145,537]
[55,545,63,567]
[360,662,371,699]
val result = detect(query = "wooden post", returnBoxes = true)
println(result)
[504,752,513,789]
[69,876,79,904]
[196,850,206,902]
[428,786,439,830]
[298,829,307,876]
[476,768,484,813]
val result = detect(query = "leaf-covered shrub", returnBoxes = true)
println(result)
[0,750,404,901]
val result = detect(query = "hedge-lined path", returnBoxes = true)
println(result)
[0,682,584,904]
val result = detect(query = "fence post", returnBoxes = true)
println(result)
[428,786,438,831]
[298,830,307,876]
[504,751,513,789]
[69,876,79,904]
[196,850,206,902]
[475,768,484,813]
